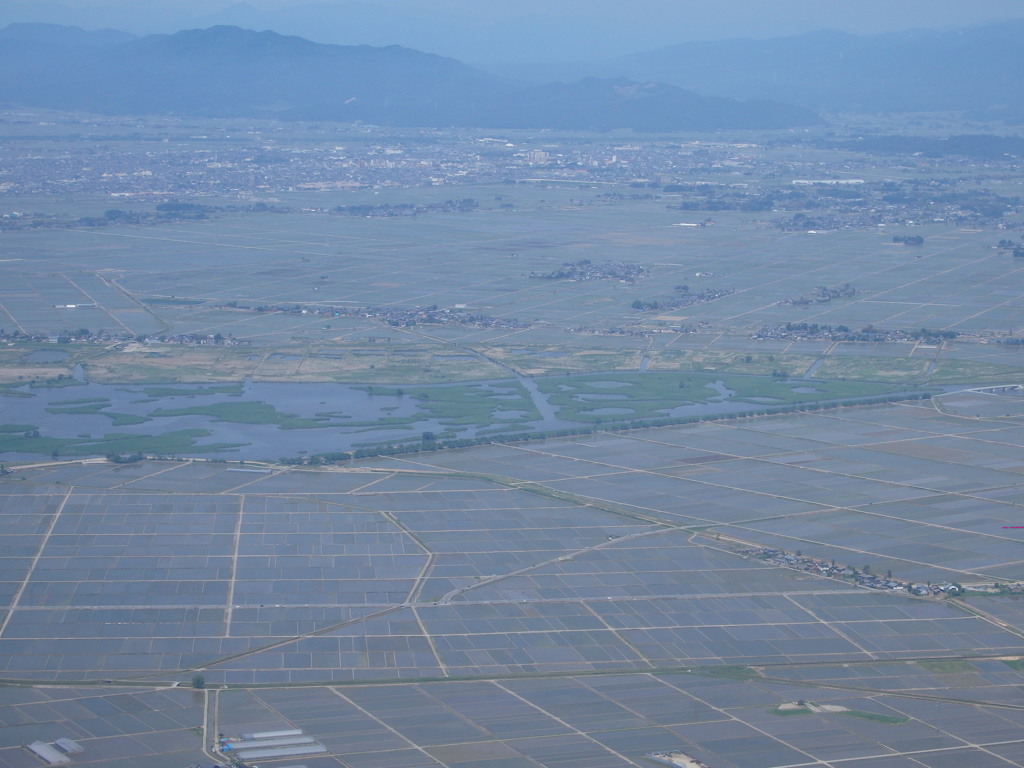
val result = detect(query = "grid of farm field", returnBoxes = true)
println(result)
[4,121,1024,768]
[1,396,1024,767]
[8,178,1024,462]
[3,186,1024,388]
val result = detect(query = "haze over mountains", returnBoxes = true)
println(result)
[1,18,1022,129]
[566,22,1024,118]
[0,24,817,130]
[4,0,1023,63]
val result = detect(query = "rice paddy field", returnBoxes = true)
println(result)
[4,175,1024,461]
[3,130,1024,767]
[2,394,1024,767]
[2,190,1024,385]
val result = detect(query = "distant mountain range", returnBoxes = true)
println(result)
[529,21,1024,119]
[0,24,818,131]
[5,1,1023,66]
[4,21,1021,130]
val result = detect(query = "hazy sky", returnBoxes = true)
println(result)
[4,0,1024,62]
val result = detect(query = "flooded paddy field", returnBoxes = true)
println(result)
[4,138,1024,768]
[1,396,1024,766]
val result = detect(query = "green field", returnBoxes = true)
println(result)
[149,401,331,429]
[536,371,902,423]
[0,427,242,457]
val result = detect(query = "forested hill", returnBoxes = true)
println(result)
[0,24,818,130]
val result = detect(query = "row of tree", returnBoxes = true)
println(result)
[283,392,932,466]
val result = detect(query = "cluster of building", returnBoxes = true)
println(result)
[0,329,247,347]
[3,112,1021,240]
[566,324,652,337]
[0,116,789,203]
[25,738,83,766]
[751,322,959,344]
[2,329,127,345]
[233,300,529,331]
[742,547,965,596]
[647,750,711,768]
[215,728,326,764]
[140,332,248,346]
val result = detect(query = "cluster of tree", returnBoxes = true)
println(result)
[995,239,1024,258]
[529,259,647,283]
[106,453,145,464]
[664,173,1022,224]
[631,299,662,311]
[666,187,853,213]
[74,201,284,229]
[332,199,478,217]
[597,192,657,201]
[881,188,1019,219]
[668,198,754,212]
[781,283,856,306]
[773,212,836,231]
[1,327,93,342]
[892,235,924,246]
[81,205,212,226]
[909,328,959,340]
[813,283,857,301]
[155,202,215,214]
[630,286,734,312]
[76,209,155,227]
